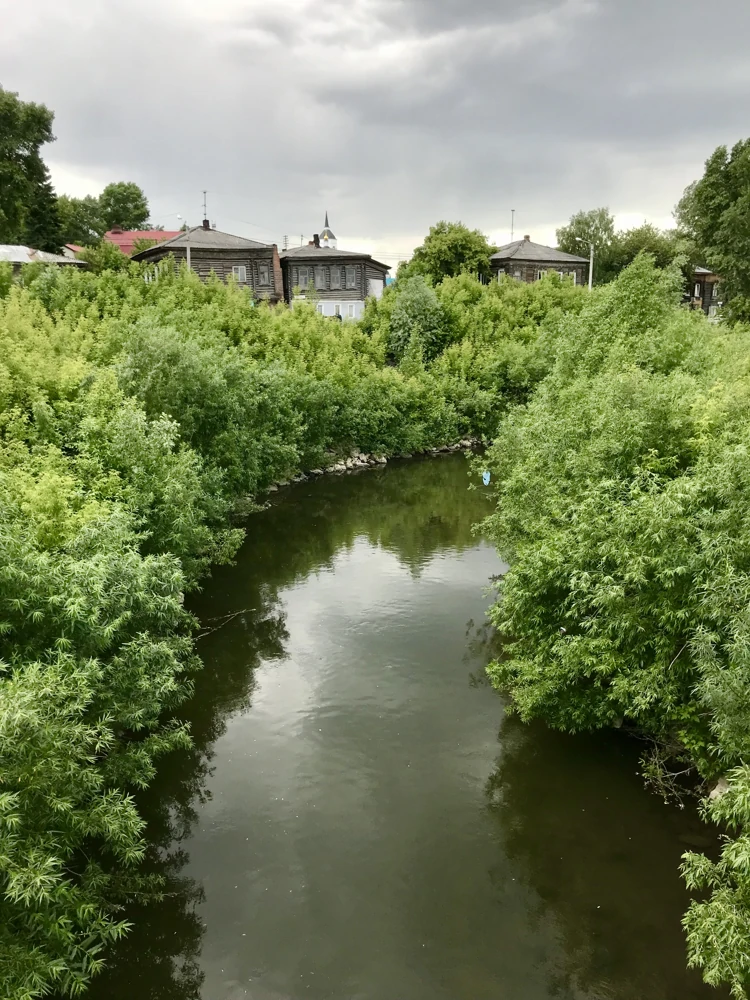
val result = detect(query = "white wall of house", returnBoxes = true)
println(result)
[312,300,365,320]
[367,278,384,299]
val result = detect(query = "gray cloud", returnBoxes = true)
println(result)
[2,0,749,259]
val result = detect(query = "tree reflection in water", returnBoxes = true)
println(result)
[485,714,723,1000]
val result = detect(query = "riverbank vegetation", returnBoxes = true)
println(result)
[482,254,750,997]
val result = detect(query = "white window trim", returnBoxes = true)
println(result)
[347,303,356,318]
[232,265,247,283]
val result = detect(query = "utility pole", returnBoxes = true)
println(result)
[574,237,594,290]
[177,214,191,270]
[283,235,289,250]
[202,189,208,221]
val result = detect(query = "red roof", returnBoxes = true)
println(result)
[65,243,85,253]
[103,229,181,257]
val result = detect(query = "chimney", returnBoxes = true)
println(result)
[110,225,123,234]
[523,234,531,241]
[202,218,210,230]
[313,233,320,248]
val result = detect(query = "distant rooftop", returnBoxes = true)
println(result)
[491,236,589,264]
[0,244,85,266]
[131,226,273,259]
[281,244,389,269]
[104,228,181,257]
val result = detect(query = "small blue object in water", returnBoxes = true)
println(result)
[482,471,491,486]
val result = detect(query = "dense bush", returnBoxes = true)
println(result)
[481,255,750,997]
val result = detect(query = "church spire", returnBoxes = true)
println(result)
[320,211,337,249]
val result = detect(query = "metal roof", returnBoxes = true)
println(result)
[131,227,273,259]
[103,229,181,256]
[0,244,86,266]
[281,245,389,270]
[491,237,589,264]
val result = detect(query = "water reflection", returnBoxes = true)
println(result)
[486,716,721,999]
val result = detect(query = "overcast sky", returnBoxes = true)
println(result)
[3,0,749,263]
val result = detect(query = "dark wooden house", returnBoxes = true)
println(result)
[491,235,589,285]
[690,266,722,317]
[131,221,283,301]
[280,235,390,320]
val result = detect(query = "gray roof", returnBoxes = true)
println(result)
[281,245,389,270]
[131,226,272,259]
[0,244,85,266]
[694,266,717,275]
[491,238,589,264]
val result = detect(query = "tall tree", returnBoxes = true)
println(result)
[676,139,750,322]
[99,182,149,231]
[407,221,497,284]
[608,223,683,275]
[0,87,55,244]
[556,208,617,284]
[22,154,62,252]
[57,194,105,246]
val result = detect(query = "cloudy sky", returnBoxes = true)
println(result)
[3,0,749,263]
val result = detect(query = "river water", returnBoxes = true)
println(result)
[89,454,719,1000]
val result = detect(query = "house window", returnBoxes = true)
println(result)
[316,303,324,315]
[694,283,701,298]
[232,265,247,283]
[348,303,356,318]
[537,269,547,281]
[330,265,342,289]
[298,267,310,291]
[258,262,270,286]
[334,304,342,317]
[315,266,326,290]
[513,269,522,280]
[572,271,577,285]
[345,265,357,289]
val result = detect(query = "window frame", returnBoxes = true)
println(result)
[348,303,356,318]
[314,266,326,290]
[330,265,342,289]
[232,264,247,283]
[257,262,270,286]
[298,266,310,291]
[345,265,357,290]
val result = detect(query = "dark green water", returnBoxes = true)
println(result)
[89,454,719,1000]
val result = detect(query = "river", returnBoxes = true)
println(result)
[88,453,719,1000]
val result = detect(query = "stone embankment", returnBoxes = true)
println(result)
[264,440,481,493]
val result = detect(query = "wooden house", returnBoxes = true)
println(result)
[280,233,389,320]
[690,266,722,317]
[131,221,283,302]
[491,235,589,285]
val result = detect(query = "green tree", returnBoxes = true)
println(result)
[407,221,497,284]
[388,275,447,362]
[676,139,750,321]
[0,87,55,244]
[556,207,616,284]
[57,194,105,246]
[608,223,683,277]
[99,181,149,231]
[21,154,61,252]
